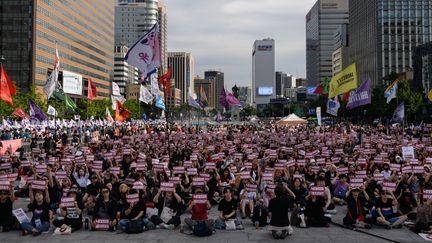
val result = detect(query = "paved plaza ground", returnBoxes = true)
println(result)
[0,198,425,243]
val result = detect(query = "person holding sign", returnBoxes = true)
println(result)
[21,185,52,236]
[151,186,182,229]
[182,187,214,234]
[215,187,243,230]
[91,186,118,231]
[53,187,84,232]
[118,189,145,232]
[375,190,407,229]
[305,186,331,227]
[0,181,15,232]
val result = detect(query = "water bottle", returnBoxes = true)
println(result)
[84,217,89,230]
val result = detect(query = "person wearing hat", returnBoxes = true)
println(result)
[343,186,371,229]
[0,182,15,232]
[53,187,84,231]
[21,185,52,236]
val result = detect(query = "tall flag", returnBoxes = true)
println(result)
[139,85,154,104]
[326,97,340,116]
[155,95,166,110]
[87,78,97,100]
[219,88,229,109]
[150,75,160,96]
[125,23,161,79]
[115,100,131,122]
[391,102,405,124]
[158,68,171,97]
[188,94,202,109]
[199,84,209,107]
[29,99,47,122]
[226,92,241,106]
[111,95,126,110]
[0,64,16,106]
[47,105,58,117]
[105,107,113,123]
[112,82,121,96]
[384,79,398,104]
[65,95,77,111]
[11,108,29,119]
[346,79,371,109]
[43,45,60,98]
[52,82,66,101]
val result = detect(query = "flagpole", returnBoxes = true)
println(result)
[163,74,170,162]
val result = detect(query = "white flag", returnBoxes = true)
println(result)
[139,85,154,104]
[150,74,160,96]
[111,95,126,110]
[43,45,60,98]
[105,107,113,123]
[125,23,161,78]
[47,105,57,117]
[112,82,121,96]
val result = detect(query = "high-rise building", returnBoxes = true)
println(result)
[158,0,168,73]
[194,76,216,109]
[168,52,194,104]
[204,71,225,111]
[238,86,252,105]
[115,0,159,47]
[332,24,348,76]
[413,42,432,92]
[284,75,297,89]
[344,0,432,88]
[275,72,287,97]
[306,0,349,85]
[0,0,114,98]
[114,45,139,96]
[252,38,275,110]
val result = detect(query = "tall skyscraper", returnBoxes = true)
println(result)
[0,0,114,98]
[252,38,275,110]
[275,72,287,97]
[115,0,159,47]
[344,0,432,88]
[168,52,194,104]
[158,0,168,73]
[332,24,348,76]
[194,77,216,109]
[306,0,349,85]
[204,71,224,111]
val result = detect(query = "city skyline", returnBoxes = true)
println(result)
[164,0,316,88]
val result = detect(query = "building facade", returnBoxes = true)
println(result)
[168,52,194,104]
[238,86,252,105]
[306,0,349,85]
[204,71,224,111]
[125,83,140,101]
[158,0,168,73]
[345,0,432,87]
[414,42,432,93]
[332,24,348,76]
[252,38,275,110]
[0,0,114,98]
[275,72,287,97]
[114,45,139,96]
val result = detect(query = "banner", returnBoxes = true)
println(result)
[155,95,166,111]
[346,79,371,109]
[47,105,57,117]
[329,63,358,98]
[0,64,15,106]
[391,102,405,124]
[384,79,398,104]
[125,23,161,78]
[188,94,202,109]
[62,70,82,95]
[112,82,121,96]
[43,45,60,99]
[326,97,340,116]
[29,99,47,122]
[139,85,153,104]
[316,107,322,126]
[111,95,126,110]
[0,139,22,155]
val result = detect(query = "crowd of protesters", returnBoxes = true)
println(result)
[0,120,431,239]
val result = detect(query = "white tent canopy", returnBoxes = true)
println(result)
[276,114,307,125]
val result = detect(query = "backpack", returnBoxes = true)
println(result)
[193,221,212,237]
[126,220,143,234]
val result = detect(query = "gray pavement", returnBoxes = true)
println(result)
[0,198,426,243]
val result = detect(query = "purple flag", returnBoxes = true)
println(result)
[29,99,47,122]
[219,88,229,109]
[346,79,371,110]
[226,92,241,106]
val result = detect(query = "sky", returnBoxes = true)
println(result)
[164,0,317,89]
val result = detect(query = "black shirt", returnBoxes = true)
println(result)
[0,198,13,219]
[123,201,145,220]
[268,196,292,227]
[376,198,394,219]
[218,198,237,219]
[28,201,51,222]
[398,195,417,215]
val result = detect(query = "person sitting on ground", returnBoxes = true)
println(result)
[182,187,214,234]
[343,187,371,229]
[239,180,257,219]
[375,190,408,230]
[268,184,295,239]
[151,187,182,229]
[216,187,243,230]
[397,186,417,221]
[0,182,16,232]
[91,186,118,231]
[118,188,145,232]
[332,174,349,205]
[53,187,83,232]
[305,189,331,227]
[22,185,52,236]
[414,195,432,233]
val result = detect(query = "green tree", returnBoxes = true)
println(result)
[398,80,422,121]
[123,100,141,119]
[0,83,46,118]
[87,99,112,119]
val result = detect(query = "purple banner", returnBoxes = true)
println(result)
[346,79,371,110]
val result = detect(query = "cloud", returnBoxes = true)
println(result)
[164,0,316,88]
